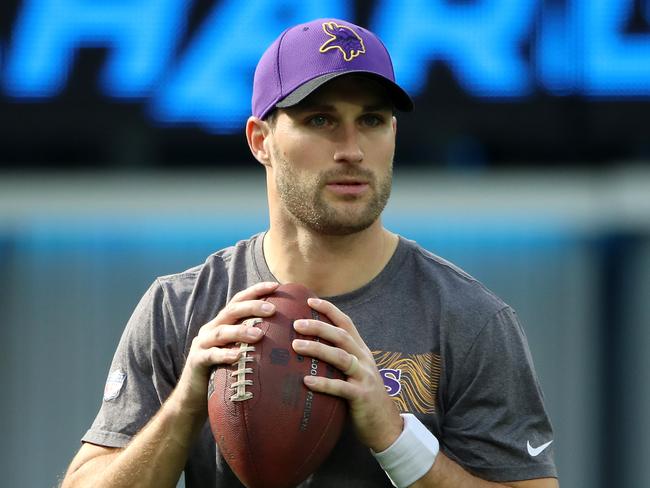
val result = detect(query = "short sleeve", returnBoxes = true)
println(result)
[441,307,557,481]
[82,280,183,447]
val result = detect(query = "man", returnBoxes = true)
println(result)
[62,18,558,488]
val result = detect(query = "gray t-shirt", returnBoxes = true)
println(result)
[83,233,557,486]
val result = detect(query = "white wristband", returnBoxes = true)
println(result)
[370,413,439,488]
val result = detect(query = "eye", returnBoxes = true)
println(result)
[307,115,330,128]
[360,113,386,127]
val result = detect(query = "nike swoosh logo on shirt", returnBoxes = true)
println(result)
[527,440,553,457]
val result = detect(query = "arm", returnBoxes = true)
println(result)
[292,298,558,488]
[62,281,280,488]
[62,386,205,488]
[412,452,558,487]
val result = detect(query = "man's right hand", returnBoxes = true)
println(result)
[174,281,279,415]
[62,281,279,488]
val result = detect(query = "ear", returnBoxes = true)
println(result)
[392,115,397,135]
[246,116,272,166]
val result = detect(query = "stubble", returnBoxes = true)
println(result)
[274,154,393,236]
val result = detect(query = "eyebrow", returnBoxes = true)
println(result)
[291,102,393,113]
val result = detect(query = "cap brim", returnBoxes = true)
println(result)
[275,71,414,112]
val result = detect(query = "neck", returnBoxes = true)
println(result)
[263,220,398,297]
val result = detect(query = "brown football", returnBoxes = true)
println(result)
[208,283,347,488]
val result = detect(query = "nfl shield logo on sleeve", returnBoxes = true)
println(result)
[103,370,126,401]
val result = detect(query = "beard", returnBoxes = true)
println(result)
[274,154,393,236]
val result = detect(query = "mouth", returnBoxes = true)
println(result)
[325,180,370,196]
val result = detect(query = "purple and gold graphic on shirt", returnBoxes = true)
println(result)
[373,351,440,415]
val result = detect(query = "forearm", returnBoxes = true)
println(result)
[409,452,508,487]
[372,416,557,488]
[63,390,206,488]
[409,452,559,488]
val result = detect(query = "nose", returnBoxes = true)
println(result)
[333,124,364,164]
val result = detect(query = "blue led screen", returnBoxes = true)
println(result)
[1,0,650,166]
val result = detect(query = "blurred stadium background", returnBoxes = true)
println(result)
[1,1,650,487]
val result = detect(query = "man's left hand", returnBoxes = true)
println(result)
[292,297,403,452]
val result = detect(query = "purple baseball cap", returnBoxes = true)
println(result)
[252,18,413,119]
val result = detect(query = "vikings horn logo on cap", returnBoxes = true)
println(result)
[319,21,366,62]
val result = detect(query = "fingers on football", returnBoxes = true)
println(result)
[232,281,279,303]
[200,346,241,368]
[292,339,363,379]
[307,298,364,344]
[191,321,265,369]
[293,318,355,351]
[196,322,264,349]
[213,297,276,326]
[212,281,278,322]
[187,338,241,370]
[302,373,356,400]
